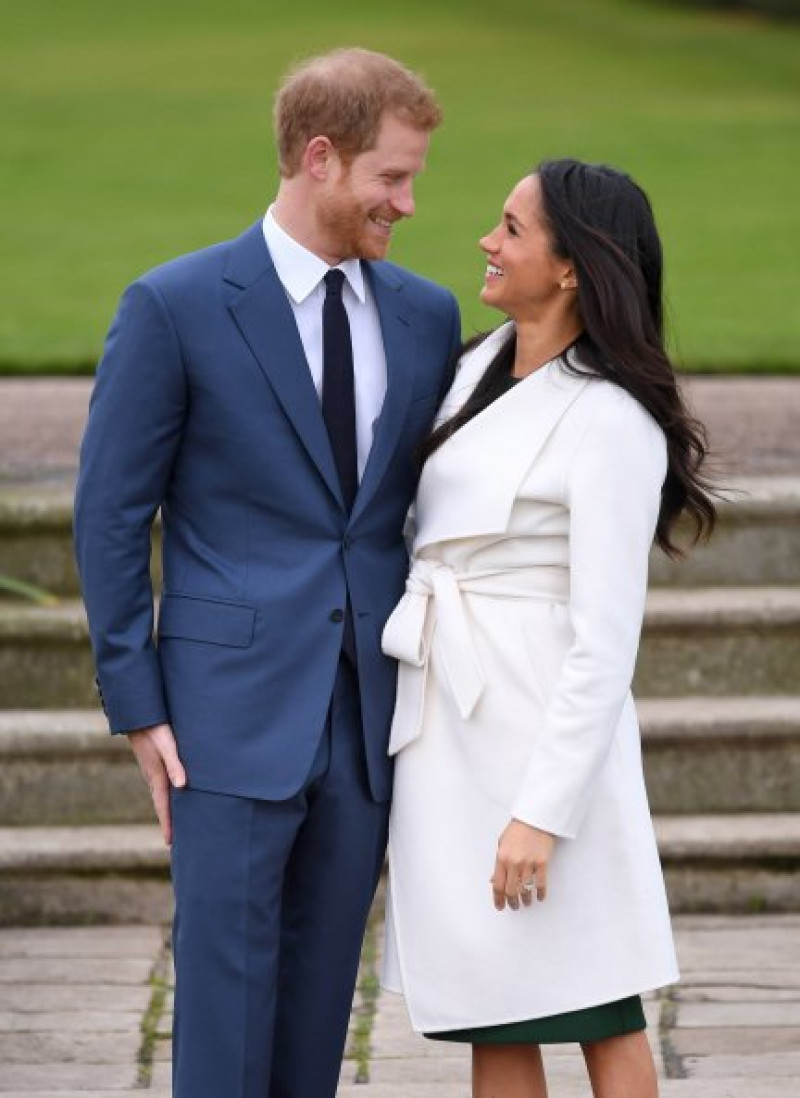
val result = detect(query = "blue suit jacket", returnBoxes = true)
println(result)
[74,222,460,803]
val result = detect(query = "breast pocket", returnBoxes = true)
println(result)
[157,593,256,648]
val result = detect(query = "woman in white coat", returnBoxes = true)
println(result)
[381,160,716,1098]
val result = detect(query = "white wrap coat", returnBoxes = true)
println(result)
[381,324,679,1032]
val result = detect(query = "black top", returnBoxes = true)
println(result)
[496,369,523,394]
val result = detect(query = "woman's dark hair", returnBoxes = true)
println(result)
[421,158,716,557]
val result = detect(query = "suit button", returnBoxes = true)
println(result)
[343,537,351,550]
[329,609,345,623]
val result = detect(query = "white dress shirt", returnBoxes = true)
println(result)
[262,207,388,480]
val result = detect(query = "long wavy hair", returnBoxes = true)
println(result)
[421,158,716,557]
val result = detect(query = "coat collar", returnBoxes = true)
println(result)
[414,323,591,552]
[224,224,415,520]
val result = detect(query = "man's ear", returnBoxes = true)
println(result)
[303,135,336,181]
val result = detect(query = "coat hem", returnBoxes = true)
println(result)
[396,966,681,1035]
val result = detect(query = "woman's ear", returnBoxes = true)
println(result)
[559,267,577,291]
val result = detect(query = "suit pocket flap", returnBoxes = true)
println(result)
[157,594,256,647]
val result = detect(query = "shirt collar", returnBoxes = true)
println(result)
[263,206,366,304]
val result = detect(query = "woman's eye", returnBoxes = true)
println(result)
[507,223,518,237]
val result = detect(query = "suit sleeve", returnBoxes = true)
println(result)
[73,279,188,733]
[406,290,461,549]
[510,391,667,838]
[439,292,462,402]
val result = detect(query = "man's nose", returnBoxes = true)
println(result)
[392,182,415,218]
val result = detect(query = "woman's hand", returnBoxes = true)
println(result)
[491,819,555,911]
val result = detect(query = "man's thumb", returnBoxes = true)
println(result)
[158,736,187,788]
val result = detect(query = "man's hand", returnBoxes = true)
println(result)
[127,724,187,845]
[491,819,555,911]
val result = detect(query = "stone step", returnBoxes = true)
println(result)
[0,601,96,708]
[636,586,800,697]
[649,476,800,587]
[0,486,161,599]
[1,699,799,827]
[639,697,800,813]
[655,814,800,914]
[0,711,152,826]
[0,826,170,926]
[2,587,799,707]
[2,478,799,596]
[0,816,798,926]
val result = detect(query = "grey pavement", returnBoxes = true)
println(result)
[1,375,800,487]
[0,914,798,1095]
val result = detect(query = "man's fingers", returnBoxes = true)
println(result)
[161,746,187,789]
[127,725,184,843]
[149,727,187,788]
[150,774,173,846]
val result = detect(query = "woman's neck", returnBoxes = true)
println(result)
[512,317,582,378]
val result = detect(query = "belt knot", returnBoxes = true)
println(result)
[382,558,486,753]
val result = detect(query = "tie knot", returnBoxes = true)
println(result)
[324,269,346,298]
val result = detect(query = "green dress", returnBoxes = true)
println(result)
[426,994,646,1045]
[426,366,647,1046]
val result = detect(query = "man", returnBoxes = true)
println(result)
[74,48,460,1098]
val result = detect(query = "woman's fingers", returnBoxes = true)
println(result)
[492,859,543,911]
[492,819,555,909]
[520,870,535,907]
[491,860,507,910]
[506,873,520,911]
[535,862,548,903]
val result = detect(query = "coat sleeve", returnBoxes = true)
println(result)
[510,389,667,839]
[73,278,188,733]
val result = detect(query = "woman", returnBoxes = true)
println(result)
[381,159,716,1098]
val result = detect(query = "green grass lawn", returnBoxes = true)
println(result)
[1,0,798,372]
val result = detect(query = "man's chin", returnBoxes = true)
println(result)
[351,241,390,262]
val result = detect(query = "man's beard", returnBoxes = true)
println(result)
[318,189,391,262]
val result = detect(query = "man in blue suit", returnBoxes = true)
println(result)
[74,48,460,1097]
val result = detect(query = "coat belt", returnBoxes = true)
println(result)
[382,559,568,755]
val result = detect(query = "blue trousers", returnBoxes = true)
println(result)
[169,658,390,1097]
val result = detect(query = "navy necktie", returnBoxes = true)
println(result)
[322,269,358,512]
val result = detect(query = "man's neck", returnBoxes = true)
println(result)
[272,187,343,266]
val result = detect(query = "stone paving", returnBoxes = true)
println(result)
[0,914,798,1096]
[2,375,800,486]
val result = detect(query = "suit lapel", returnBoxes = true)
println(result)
[224,224,343,508]
[350,262,416,523]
